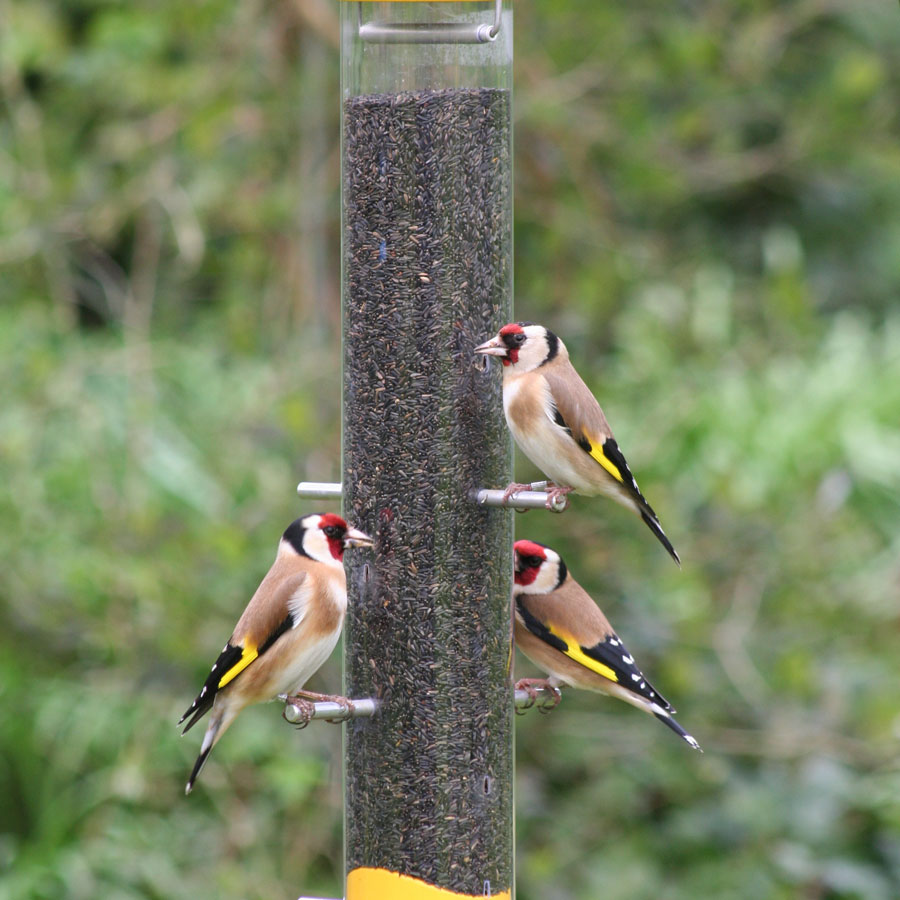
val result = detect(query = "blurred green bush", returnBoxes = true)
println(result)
[1,1,899,897]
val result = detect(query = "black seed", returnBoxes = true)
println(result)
[343,88,513,893]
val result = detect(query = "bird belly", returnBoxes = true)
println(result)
[503,382,638,507]
[505,409,602,495]
[276,629,341,695]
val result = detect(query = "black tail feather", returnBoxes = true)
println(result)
[653,709,702,752]
[640,509,681,567]
[179,696,214,735]
[179,643,244,732]
[178,677,217,733]
[185,743,213,795]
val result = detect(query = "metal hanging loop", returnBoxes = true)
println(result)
[357,0,502,45]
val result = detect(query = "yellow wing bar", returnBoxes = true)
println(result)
[548,625,618,684]
[588,441,625,483]
[217,643,258,689]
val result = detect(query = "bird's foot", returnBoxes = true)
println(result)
[285,690,356,724]
[515,678,563,714]
[515,679,538,715]
[544,484,573,511]
[501,482,535,504]
[282,696,316,729]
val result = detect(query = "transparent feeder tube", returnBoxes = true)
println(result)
[340,3,514,898]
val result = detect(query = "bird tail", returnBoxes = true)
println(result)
[651,705,702,752]
[179,642,245,734]
[639,508,681,567]
[184,706,237,795]
[179,691,214,735]
[590,435,681,566]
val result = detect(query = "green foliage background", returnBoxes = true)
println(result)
[2,1,899,897]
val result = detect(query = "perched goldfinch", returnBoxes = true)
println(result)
[179,513,373,794]
[513,539,700,751]
[474,322,679,565]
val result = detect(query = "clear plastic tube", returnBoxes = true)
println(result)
[340,3,514,898]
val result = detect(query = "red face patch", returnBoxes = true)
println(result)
[498,323,524,366]
[319,513,348,561]
[514,540,547,586]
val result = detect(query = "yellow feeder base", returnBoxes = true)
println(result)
[347,868,511,899]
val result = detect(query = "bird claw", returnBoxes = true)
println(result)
[516,678,563,714]
[501,482,534,504]
[537,685,563,714]
[544,484,573,511]
[323,696,356,723]
[282,697,316,729]
[284,690,356,724]
[515,683,537,715]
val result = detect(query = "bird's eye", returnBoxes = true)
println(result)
[526,556,542,567]
[324,525,340,538]
[513,333,526,344]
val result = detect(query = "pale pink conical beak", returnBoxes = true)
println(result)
[343,527,374,550]
[473,336,507,357]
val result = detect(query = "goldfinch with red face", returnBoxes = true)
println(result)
[179,513,373,794]
[513,539,700,751]
[475,322,679,565]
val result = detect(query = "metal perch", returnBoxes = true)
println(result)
[283,686,561,728]
[297,481,569,513]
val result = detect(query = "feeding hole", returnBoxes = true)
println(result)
[482,775,493,796]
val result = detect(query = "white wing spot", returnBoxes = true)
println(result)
[631,673,641,681]
[623,655,634,664]
[200,686,207,697]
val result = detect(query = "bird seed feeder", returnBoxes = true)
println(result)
[340,2,515,898]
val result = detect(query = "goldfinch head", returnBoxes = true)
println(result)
[281,514,373,564]
[474,322,562,372]
[513,539,568,594]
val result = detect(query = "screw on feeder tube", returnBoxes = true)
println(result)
[340,3,514,897]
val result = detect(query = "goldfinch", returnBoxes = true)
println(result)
[474,322,680,565]
[179,513,373,794]
[513,539,700,751]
